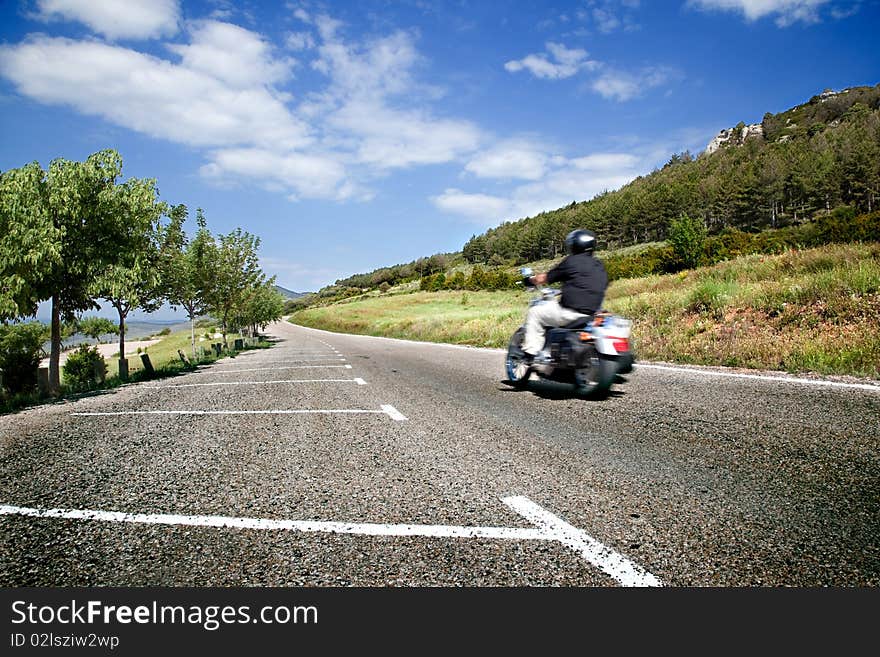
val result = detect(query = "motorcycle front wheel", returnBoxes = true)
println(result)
[574,350,616,398]
[506,327,532,388]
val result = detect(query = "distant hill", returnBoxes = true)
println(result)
[275,285,306,299]
[302,83,879,303]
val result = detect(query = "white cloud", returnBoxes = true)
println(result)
[286,31,315,50]
[433,149,645,224]
[575,1,642,33]
[504,40,676,102]
[688,0,832,26]
[592,66,674,101]
[0,11,486,203]
[168,20,295,89]
[505,42,598,80]
[34,0,181,40]
[309,25,482,168]
[464,140,551,180]
[200,147,356,201]
[430,189,512,224]
[0,34,310,150]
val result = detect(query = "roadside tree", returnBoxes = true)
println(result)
[203,228,265,347]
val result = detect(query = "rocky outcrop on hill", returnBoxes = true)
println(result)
[705,123,764,155]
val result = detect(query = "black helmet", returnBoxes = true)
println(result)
[565,229,597,255]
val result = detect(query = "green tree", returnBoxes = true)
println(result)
[92,176,168,377]
[668,214,707,269]
[30,150,130,393]
[77,316,118,344]
[163,207,215,359]
[203,228,265,347]
[0,163,61,321]
[234,280,285,337]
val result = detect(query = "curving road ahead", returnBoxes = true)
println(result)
[2,320,878,586]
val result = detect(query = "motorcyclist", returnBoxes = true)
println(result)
[522,229,608,363]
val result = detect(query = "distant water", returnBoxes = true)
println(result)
[41,319,193,351]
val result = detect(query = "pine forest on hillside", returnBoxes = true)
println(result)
[463,84,880,264]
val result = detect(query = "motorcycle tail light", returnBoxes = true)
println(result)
[612,339,629,352]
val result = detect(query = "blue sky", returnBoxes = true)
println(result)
[1,0,878,319]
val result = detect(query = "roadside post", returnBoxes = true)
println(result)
[118,358,128,380]
[37,367,49,393]
[140,354,154,376]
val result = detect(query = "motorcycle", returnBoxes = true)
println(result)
[505,267,634,397]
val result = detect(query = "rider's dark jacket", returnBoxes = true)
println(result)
[546,252,608,315]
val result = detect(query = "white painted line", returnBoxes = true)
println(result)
[0,504,545,541]
[209,365,352,373]
[280,350,339,354]
[0,498,661,585]
[637,363,880,393]
[269,358,346,362]
[72,407,402,419]
[380,404,408,421]
[224,357,346,362]
[143,379,367,389]
[504,496,662,587]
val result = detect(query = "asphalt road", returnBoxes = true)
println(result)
[1,320,878,586]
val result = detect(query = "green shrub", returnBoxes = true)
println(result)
[62,344,107,390]
[687,281,737,317]
[0,322,47,394]
[668,214,708,269]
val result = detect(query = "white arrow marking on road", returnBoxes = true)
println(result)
[0,498,661,587]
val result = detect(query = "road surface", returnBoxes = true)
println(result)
[2,320,878,586]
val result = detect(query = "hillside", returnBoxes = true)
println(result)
[299,84,879,306]
[274,285,305,299]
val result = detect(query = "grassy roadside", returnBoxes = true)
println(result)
[291,242,880,379]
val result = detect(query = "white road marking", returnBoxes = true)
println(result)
[380,404,408,421]
[209,365,352,373]
[142,379,367,389]
[0,497,661,586]
[71,407,404,420]
[637,363,880,393]
[503,496,662,587]
[221,357,346,363]
[0,504,542,541]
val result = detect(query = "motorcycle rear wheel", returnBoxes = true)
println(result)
[574,352,616,397]
[506,328,532,388]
